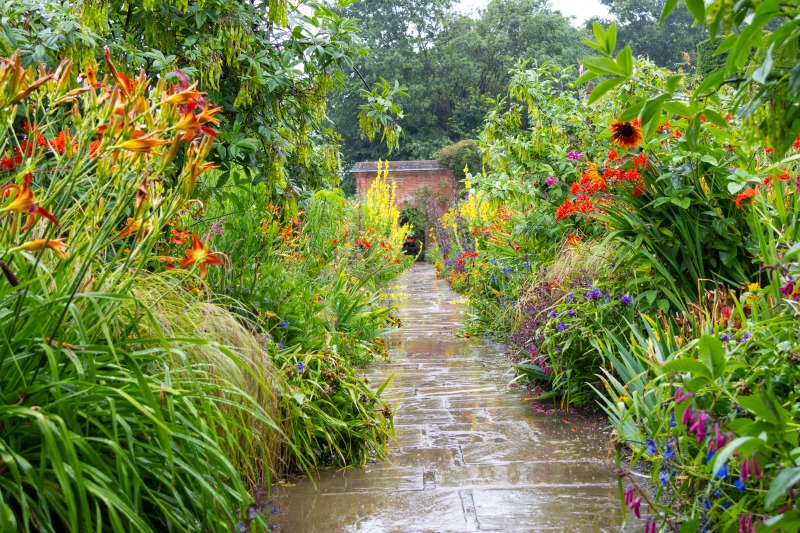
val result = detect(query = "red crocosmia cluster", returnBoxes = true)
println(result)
[656,121,671,133]
[555,198,595,220]
[607,149,617,161]
[632,153,648,167]
[735,188,759,208]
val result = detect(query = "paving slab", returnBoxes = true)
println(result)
[272,264,642,532]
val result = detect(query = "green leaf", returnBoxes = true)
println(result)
[588,77,626,104]
[684,0,705,22]
[679,519,701,533]
[662,358,711,377]
[605,23,617,56]
[665,74,683,93]
[766,467,800,509]
[702,109,729,130]
[737,393,789,426]
[582,57,625,77]
[661,0,679,25]
[663,101,694,118]
[573,69,600,87]
[616,45,633,76]
[711,435,765,477]
[698,335,726,378]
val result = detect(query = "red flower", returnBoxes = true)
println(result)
[607,149,618,161]
[735,188,759,208]
[633,153,648,167]
[332,239,338,245]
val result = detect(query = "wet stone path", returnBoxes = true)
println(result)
[273,264,633,532]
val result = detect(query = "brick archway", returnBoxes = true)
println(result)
[351,160,458,208]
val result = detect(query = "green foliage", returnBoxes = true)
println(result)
[433,139,482,180]
[696,39,727,77]
[329,0,591,164]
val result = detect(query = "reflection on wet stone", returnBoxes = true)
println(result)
[273,264,637,532]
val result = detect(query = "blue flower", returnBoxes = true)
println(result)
[588,289,601,299]
[550,311,558,318]
[706,450,716,463]
[277,342,284,350]
[734,479,745,491]
[297,362,305,372]
[720,333,732,342]
[716,465,728,478]
[271,506,278,515]
[620,295,631,306]
[659,471,669,486]
[280,320,289,328]
[568,310,576,317]
[557,322,568,332]
[646,438,657,455]
[567,293,574,301]
[740,332,751,343]
[665,445,675,461]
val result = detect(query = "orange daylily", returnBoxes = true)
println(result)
[163,83,203,106]
[14,238,69,259]
[119,217,154,239]
[110,132,170,153]
[180,234,224,277]
[1,173,59,229]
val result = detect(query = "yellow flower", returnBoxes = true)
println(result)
[748,282,759,293]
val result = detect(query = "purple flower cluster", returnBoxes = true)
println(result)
[623,488,641,518]
[209,216,226,236]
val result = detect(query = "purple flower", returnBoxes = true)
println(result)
[740,332,751,343]
[674,387,692,404]
[568,310,576,317]
[566,293,574,301]
[720,333,732,342]
[588,289,601,299]
[568,151,583,160]
[557,322,567,332]
[546,176,556,186]
[659,471,669,486]
[277,342,284,350]
[620,295,631,306]
[550,311,558,318]
[631,497,641,519]
[297,362,305,372]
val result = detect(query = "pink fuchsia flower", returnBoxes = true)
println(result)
[546,176,556,186]
[567,151,583,160]
[674,387,692,404]
[780,280,795,297]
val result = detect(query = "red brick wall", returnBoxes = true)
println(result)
[352,160,457,209]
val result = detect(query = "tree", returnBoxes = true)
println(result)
[597,0,707,70]
[328,0,590,166]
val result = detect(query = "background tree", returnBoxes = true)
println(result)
[328,0,590,168]
[596,0,707,70]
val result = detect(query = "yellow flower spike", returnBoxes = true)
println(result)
[13,238,69,259]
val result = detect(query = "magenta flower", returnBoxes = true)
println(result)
[546,176,556,186]
[567,151,583,160]
[674,387,692,404]
[780,280,795,296]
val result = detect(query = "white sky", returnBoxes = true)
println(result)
[456,0,612,25]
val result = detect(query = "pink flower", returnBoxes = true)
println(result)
[546,176,556,186]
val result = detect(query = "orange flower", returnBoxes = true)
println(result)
[565,234,581,247]
[610,119,643,149]
[180,234,224,277]
[607,149,617,161]
[119,217,154,239]
[110,132,170,153]
[1,173,59,229]
[735,188,759,208]
[163,83,203,106]
[14,238,69,259]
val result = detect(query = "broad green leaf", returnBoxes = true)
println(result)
[766,467,800,509]
[605,23,618,56]
[662,358,711,377]
[711,435,764,477]
[698,335,726,378]
[582,57,625,77]
[661,0,679,25]
[684,0,705,22]
[616,45,633,76]
[588,77,626,104]
[702,109,730,130]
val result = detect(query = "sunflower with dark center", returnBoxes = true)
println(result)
[610,119,643,149]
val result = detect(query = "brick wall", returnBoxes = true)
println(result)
[352,160,458,209]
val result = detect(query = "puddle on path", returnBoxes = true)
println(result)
[271,264,639,532]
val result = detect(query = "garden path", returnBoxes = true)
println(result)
[272,264,637,532]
